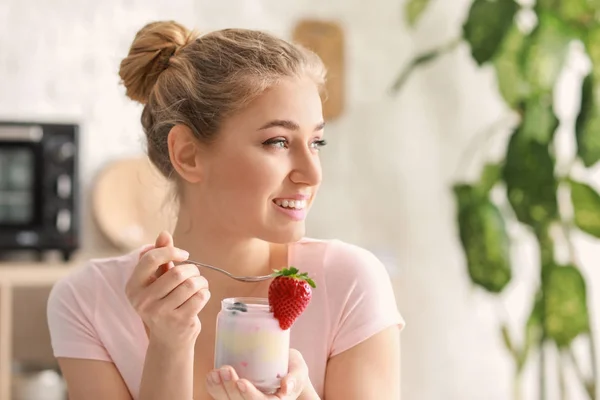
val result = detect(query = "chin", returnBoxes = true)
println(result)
[257,223,306,244]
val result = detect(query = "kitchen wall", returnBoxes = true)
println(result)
[1,0,599,399]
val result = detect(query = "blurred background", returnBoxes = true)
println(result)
[1,0,600,399]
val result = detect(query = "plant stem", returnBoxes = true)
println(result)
[567,348,595,399]
[559,219,578,265]
[452,113,519,180]
[536,225,553,400]
[540,342,547,400]
[536,225,554,269]
[389,36,462,93]
[559,349,567,400]
[558,208,597,397]
[588,333,598,399]
[514,370,523,400]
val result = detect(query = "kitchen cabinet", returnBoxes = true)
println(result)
[0,252,115,400]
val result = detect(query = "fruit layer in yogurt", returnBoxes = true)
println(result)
[214,299,289,393]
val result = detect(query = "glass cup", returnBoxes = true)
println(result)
[214,297,290,394]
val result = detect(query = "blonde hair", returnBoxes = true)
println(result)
[119,20,327,179]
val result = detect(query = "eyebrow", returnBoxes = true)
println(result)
[258,120,325,132]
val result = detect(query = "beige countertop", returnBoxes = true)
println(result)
[0,250,120,286]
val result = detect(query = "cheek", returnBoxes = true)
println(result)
[209,156,281,201]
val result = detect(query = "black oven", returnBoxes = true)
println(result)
[0,121,80,261]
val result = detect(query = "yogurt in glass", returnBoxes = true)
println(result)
[214,297,290,394]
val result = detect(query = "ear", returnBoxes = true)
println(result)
[167,124,203,183]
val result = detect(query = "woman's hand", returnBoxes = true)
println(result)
[205,349,317,400]
[125,231,211,349]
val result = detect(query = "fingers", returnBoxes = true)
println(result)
[206,366,283,400]
[138,244,155,260]
[279,349,307,398]
[205,370,227,399]
[158,273,208,306]
[206,366,245,400]
[221,367,246,400]
[151,263,203,299]
[132,245,190,285]
[176,287,211,317]
[237,379,279,399]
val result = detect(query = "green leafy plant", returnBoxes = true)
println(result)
[394,0,600,399]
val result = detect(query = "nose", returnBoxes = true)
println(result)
[289,145,322,187]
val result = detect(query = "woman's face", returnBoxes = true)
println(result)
[182,76,325,243]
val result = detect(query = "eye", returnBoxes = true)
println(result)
[263,137,288,149]
[311,139,328,150]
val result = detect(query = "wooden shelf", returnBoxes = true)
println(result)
[0,251,119,400]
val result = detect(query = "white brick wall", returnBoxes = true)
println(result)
[2,0,599,399]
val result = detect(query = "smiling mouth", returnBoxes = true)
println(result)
[273,199,307,210]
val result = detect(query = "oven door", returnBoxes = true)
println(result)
[0,126,43,232]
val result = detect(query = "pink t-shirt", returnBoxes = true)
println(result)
[47,237,404,398]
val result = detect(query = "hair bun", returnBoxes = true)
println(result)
[119,20,198,104]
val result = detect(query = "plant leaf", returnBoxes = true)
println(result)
[521,13,573,92]
[520,93,559,145]
[462,0,519,65]
[493,24,531,108]
[575,73,600,168]
[502,127,559,227]
[453,184,512,293]
[570,179,600,238]
[405,0,432,28]
[478,162,503,195]
[544,265,589,347]
[585,25,600,74]
[536,0,595,27]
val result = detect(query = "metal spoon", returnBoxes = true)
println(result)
[183,259,276,283]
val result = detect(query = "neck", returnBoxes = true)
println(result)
[171,210,287,288]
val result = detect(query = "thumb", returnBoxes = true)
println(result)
[281,349,308,396]
[154,230,176,277]
[155,230,173,248]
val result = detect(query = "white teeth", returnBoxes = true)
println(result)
[275,199,307,209]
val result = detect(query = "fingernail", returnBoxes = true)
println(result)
[211,371,221,384]
[220,368,231,381]
[287,379,295,393]
[178,249,190,258]
[237,380,247,392]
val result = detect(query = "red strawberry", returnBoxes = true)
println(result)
[268,266,316,330]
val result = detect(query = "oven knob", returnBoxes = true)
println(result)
[16,231,39,246]
[56,174,72,198]
[55,209,71,233]
[56,142,76,162]
[50,141,75,163]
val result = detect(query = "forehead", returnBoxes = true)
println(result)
[221,76,324,133]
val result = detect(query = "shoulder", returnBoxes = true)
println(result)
[48,248,141,313]
[292,237,391,286]
[46,250,142,362]
[293,238,403,356]
[292,237,397,306]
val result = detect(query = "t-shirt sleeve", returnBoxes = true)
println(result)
[47,265,112,361]
[325,241,405,357]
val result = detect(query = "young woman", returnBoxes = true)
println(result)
[47,20,405,400]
